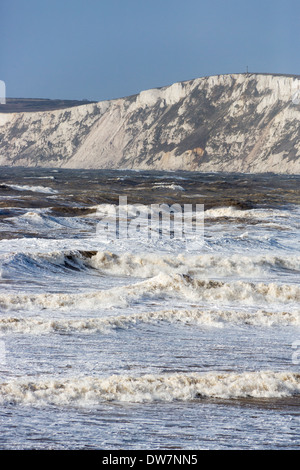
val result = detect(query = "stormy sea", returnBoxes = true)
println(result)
[0,167,299,450]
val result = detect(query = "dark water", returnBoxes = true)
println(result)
[1,167,300,209]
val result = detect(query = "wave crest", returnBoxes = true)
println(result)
[1,371,299,406]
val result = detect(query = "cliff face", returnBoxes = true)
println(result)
[0,73,300,173]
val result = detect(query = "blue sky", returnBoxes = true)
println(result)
[0,0,299,101]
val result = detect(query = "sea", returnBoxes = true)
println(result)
[0,167,299,450]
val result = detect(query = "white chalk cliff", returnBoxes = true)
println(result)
[0,73,300,173]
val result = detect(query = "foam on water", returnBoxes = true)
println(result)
[0,273,299,312]
[0,169,299,449]
[204,206,290,219]
[0,306,299,334]
[8,212,92,231]
[4,184,58,194]
[1,249,299,282]
[0,370,299,406]
[87,250,300,279]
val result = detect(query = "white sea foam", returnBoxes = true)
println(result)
[1,171,299,448]
[0,273,299,311]
[204,206,289,219]
[23,176,55,180]
[4,248,297,280]
[0,307,299,335]
[5,184,58,194]
[2,249,299,282]
[7,212,91,232]
[152,183,185,191]
[0,370,299,406]
[87,251,300,279]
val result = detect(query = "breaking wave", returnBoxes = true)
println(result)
[204,206,291,219]
[3,184,58,194]
[7,212,92,232]
[0,250,98,278]
[0,307,299,335]
[86,251,300,278]
[1,249,299,280]
[1,371,299,406]
[0,273,299,311]
[151,182,185,191]
[93,203,289,221]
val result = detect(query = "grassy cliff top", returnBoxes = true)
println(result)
[0,97,96,113]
